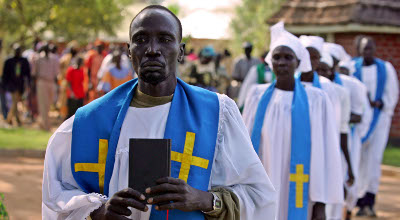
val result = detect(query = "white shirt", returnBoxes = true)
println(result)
[242,84,343,220]
[42,94,277,220]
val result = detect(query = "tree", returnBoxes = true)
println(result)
[0,0,132,46]
[230,0,286,56]
[0,193,8,220]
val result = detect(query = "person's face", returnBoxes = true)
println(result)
[244,47,252,58]
[359,38,375,63]
[316,62,332,79]
[128,9,184,85]
[271,46,299,78]
[14,47,22,57]
[339,67,350,76]
[96,45,104,53]
[113,54,121,65]
[306,47,320,71]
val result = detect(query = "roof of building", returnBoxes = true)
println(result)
[268,0,400,27]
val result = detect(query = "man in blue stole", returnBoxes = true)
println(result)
[42,5,277,220]
[353,37,399,217]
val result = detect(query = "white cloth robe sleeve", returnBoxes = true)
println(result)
[41,94,277,220]
[381,62,399,116]
[242,84,343,220]
[237,66,258,108]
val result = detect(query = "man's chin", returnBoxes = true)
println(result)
[139,72,167,85]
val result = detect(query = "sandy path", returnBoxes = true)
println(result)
[0,156,399,219]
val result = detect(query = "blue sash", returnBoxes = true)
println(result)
[353,58,387,143]
[333,72,343,85]
[71,78,220,220]
[250,78,311,220]
[295,72,321,88]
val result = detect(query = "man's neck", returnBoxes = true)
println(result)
[300,71,314,83]
[363,57,375,66]
[138,74,177,97]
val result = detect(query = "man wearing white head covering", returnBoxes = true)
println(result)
[318,52,354,220]
[324,43,378,218]
[353,37,399,217]
[298,36,342,131]
[243,22,343,220]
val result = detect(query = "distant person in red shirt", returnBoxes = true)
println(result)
[66,57,85,119]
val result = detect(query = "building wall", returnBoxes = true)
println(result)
[335,32,400,139]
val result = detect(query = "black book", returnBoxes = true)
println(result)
[129,139,171,198]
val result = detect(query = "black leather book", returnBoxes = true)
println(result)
[129,139,171,197]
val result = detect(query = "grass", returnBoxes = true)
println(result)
[0,127,399,167]
[0,128,52,150]
[383,145,400,167]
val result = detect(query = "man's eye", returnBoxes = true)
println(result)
[160,37,172,43]
[135,37,146,43]
[273,55,280,60]
[285,55,293,60]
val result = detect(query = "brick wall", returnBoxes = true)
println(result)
[335,32,400,139]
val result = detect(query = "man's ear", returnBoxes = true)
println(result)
[127,43,131,59]
[296,59,301,68]
[178,43,185,63]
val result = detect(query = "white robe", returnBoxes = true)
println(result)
[325,83,351,220]
[237,65,274,108]
[242,84,344,220]
[346,83,372,210]
[357,61,399,195]
[319,76,342,130]
[42,94,277,220]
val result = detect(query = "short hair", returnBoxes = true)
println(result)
[129,5,182,42]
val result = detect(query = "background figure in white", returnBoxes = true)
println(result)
[355,37,399,216]
[237,51,273,111]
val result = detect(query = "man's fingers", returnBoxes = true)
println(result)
[109,197,148,212]
[148,193,183,204]
[107,204,132,217]
[155,202,185,211]
[115,188,145,200]
[147,183,181,195]
[155,177,185,185]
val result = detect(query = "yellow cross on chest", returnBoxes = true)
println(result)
[289,164,309,208]
[171,132,209,182]
[74,139,108,194]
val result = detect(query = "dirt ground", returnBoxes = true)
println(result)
[0,156,399,220]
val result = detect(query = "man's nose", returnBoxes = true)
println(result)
[145,39,161,56]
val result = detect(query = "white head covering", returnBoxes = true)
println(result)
[299,35,324,55]
[320,51,334,68]
[323,42,347,61]
[339,59,356,74]
[265,21,312,73]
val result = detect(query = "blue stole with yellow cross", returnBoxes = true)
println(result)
[251,78,311,220]
[71,78,219,220]
[353,57,387,143]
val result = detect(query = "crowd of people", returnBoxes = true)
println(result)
[3,5,398,220]
[0,39,135,130]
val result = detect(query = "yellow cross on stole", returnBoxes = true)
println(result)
[171,132,209,182]
[74,139,108,194]
[289,164,310,208]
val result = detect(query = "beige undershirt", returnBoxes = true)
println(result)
[130,88,173,108]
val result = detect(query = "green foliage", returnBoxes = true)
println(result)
[167,3,180,16]
[230,0,286,56]
[0,128,52,150]
[0,193,8,220]
[383,145,400,167]
[0,0,132,45]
